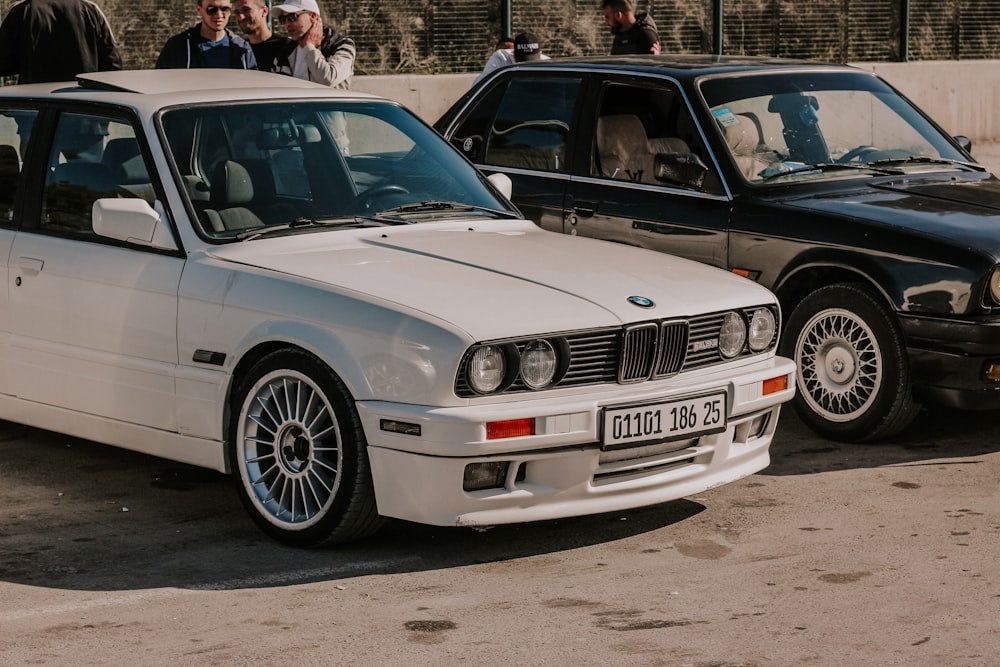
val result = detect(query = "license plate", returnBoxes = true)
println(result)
[602,392,727,449]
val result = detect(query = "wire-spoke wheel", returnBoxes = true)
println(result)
[781,284,919,442]
[230,349,384,546]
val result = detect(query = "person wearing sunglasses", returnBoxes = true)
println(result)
[156,0,258,70]
[0,0,122,85]
[272,0,355,90]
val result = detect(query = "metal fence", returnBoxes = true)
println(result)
[1,0,999,76]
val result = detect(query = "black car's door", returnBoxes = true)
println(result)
[443,74,584,233]
[563,76,733,270]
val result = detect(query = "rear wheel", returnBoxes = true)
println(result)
[780,283,919,442]
[229,349,384,546]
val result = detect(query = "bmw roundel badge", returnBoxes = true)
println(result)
[627,295,655,308]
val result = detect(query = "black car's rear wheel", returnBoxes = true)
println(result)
[229,349,384,546]
[781,283,919,442]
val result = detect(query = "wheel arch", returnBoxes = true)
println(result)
[773,262,896,329]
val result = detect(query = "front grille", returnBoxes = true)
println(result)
[454,305,777,397]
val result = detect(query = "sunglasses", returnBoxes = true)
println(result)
[278,11,306,22]
[204,5,232,15]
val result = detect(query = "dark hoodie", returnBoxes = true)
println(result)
[611,12,660,55]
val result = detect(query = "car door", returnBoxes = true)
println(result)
[7,108,185,431]
[0,106,38,398]
[444,73,583,233]
[563,77,733,270]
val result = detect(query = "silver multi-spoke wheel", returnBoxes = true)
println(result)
[229,349,384,546]
[237,369,342,530]
[781,284,918,442]
[796,307,881,422]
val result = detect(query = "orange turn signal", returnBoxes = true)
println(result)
[486,418,535,440]
[762,375,788,396]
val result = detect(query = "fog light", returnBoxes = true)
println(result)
[463,461,511,492]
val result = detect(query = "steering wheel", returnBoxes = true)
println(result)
[836,145,880,164]
[354,185,410,212]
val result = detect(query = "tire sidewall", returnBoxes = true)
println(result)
[781,283,912,441]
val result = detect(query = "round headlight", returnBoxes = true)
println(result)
[520,339,558,389]
[468,345,506,394]
[748,308,777,352]
[990,267,1000,305]
[719,311,747,359]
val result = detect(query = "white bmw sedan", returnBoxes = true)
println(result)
[0,70,794,546]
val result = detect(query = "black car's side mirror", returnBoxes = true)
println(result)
[954,135,972,154]
[654,152,708,189]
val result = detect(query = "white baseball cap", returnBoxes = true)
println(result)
[273,0,320,16]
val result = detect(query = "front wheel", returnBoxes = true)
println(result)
[780,284,919,442]
[229,349,385,546]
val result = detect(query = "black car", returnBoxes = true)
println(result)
[435,55,1000,442]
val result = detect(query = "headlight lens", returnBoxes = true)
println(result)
[520,339,557,389]
[468,345,506,394]
[990,267,1000,305]
[719,311,747,358]
[748,308,777,352]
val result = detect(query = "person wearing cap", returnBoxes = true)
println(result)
[272,0,355,89]
[235,0,294,74]
[601,0,661,55]
[156,0,258,69]
[473,31,549,85]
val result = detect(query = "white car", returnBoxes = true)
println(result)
[0,70,795,546]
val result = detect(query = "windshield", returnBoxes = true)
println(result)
[160,101,512,239]
[700,71,972,184]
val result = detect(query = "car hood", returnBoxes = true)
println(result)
[205,219,773,340]
[771,174,1000,256]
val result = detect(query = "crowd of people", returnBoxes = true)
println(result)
[0,0,661,88]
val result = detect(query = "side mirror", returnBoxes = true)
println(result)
[93,198,177,251]
[486,171,513,200]
[954,135,973,154]
[654,153,708,190]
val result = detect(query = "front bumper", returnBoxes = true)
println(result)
[901,313,1000,408]
[357,356,796,526]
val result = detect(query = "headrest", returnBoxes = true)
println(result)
[723,115,756,154]
[211,160,254,206]
[596,114,649,157]
[0,144,18,176]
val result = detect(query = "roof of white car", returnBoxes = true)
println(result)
[0,69,384,112]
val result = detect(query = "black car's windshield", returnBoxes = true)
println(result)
[160,101,513,239]
[700,71,972,184]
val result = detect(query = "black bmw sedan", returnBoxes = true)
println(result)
[435,55,1000,442]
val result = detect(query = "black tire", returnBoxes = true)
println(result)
[780,283,920,442]
[228,348,385,546]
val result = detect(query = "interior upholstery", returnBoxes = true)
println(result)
[596,114,653,182]
[203,160,263,232]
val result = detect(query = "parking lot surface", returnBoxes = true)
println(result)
[0,406,997,666]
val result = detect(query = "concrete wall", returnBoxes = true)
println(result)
[353,61,1000,145]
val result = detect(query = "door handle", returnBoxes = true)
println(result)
[17,257,44,274]
[573,200,598,217]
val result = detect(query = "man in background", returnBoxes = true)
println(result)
[156,0,257,69]
[0,0,122,84]
[272,0,354,89]
[601,0,660,55]
[474,32,549,85]
[235,0,293,74]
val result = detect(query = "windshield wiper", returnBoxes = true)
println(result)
[374,200,521,219]
[760,162,903,181]
[235,216,384,241]
[866,155,986,172]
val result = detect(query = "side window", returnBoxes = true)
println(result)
[593,83,720,193]
[0,109,36,227]
[41,112,153,237]
[481,77,581,173]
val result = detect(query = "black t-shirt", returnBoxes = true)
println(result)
[251,35,294,75]
[610,13,660,55]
